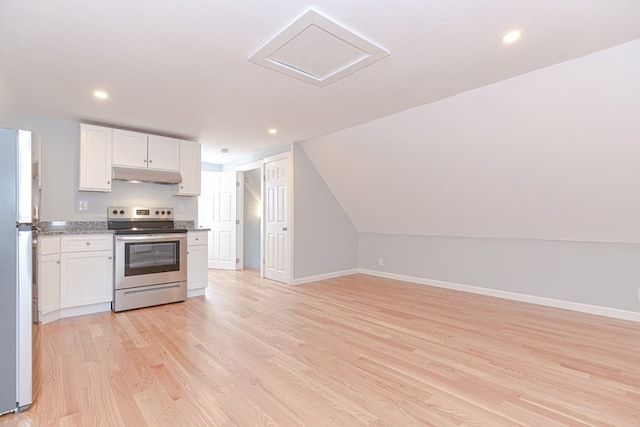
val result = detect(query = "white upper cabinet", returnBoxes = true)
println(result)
[32,133,42,190]
[112,129,151,169]
[80,124,200,193]
[113,130,180,171]
[79,124,113,192]
[147,135,180,171]
[176,140,201,196]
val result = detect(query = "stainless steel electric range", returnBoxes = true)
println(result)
[108,207,187,312]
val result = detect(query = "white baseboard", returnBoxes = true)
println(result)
[359,268,640,323]
[188,288,206,297]
[40,302,113,324]
[39,310,60,325]
[292,269,360,286]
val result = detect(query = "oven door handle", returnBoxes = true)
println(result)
[116,234,187,242]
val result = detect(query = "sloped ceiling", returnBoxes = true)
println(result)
[1,1,639,164]
[301,40,640,243]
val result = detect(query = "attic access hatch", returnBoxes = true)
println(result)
[248,9,389,87]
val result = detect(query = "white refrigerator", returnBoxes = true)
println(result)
[0,128,41,415]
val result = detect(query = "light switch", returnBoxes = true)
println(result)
[79,200,88,211]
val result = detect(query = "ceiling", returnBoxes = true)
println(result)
[1,1,639,164]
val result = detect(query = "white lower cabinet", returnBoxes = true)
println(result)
[38,230,206,322]
[60,235,113,308]
[187,231,208,295]
[38,236,60,320]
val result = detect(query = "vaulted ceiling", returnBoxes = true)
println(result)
[1,1,639,164]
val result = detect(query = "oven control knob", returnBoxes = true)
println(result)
[112,209,118,215]
[166,210,171,215]
[155,210,160,215]
[161,210,166,215]
[119,210,125,215]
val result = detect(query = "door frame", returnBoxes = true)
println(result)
[236,151,293,284]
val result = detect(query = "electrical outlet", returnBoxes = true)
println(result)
[378,257,384,266]
[79,200,88,211]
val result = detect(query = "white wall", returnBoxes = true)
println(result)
[302,40,640,314]
[0,115,198,222]
[359,233,640,313]
[293,144,358,280]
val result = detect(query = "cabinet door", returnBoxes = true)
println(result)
[187,244,208,290]
[147,135,180,171]
[112,129,148,168]
[177,140,201,195]
[32,133,42,190]
[39,253,60,315]
[79,124,112,192]
[60,251,113,308]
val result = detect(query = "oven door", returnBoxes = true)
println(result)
[115,233,187,290]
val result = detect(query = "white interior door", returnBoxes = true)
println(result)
[264,158,290,283]
[210,171,237,270]
[199,171,238,270]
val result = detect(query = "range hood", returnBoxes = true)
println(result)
[112,166,182,184]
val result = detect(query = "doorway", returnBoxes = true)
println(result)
[199,153,291,284]
[242,168,261,271]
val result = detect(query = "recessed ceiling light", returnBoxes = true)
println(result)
[502,30,522,44]
[268,128,278,135]
[93,90,109,100]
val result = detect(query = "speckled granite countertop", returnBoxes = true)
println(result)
[39,220,199,236]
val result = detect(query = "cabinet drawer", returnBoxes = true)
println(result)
[61,234,113,252]
[188,231,208,246]
[39,236,60,255]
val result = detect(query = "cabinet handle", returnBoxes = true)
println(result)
[108,256,112,260]
[107,180,111,184]
[149,159,153,163]
[86,242,91,245]
[144,159,148,163]
[56,260,60,264]
[187,251,190,255]
[195,238,199,241]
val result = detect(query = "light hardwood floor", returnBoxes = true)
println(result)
[2,270,640,426]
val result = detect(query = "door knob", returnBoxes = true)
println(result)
[282,227,288,231]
